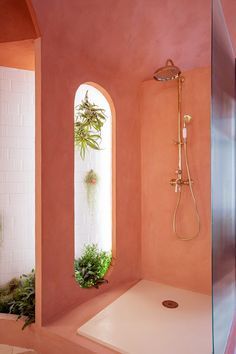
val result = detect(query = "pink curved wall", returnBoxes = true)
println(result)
[35,54,141,324]
[33,13,142,326]
[140,67,211,294]
[30,0,213,323]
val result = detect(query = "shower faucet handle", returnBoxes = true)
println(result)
[170,178,193,188]
[170,178,179,186]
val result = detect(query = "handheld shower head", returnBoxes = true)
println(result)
[183,114,192,124]
[153,59,181,81]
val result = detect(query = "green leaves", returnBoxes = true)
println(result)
[74,91,107,159]
[74,244,111,289]
[9,270,35,330]
[0,270,35,330]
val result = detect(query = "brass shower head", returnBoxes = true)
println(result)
[153,59,181,81]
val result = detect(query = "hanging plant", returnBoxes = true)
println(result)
[84,169,98,207]
[74,91,107,159]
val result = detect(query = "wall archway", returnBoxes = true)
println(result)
[74,82,116,280]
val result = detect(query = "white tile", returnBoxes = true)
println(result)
[0,149,9,159]
[0,114,23,126]
[78,280,212,354]
[1,126,33,138]
[0,159,22,172]
[0,66,35,285]
[11,81,31,94]
[0,79,11,92]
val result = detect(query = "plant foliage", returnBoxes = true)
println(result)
[0,278,20,313]
[74,244,112,288]
[84,169,98,185]
[84,169,98,207]
[0,270,35,330]
[74,91,107,159]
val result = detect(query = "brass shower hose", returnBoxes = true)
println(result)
[173,141,201,240]
[172,77,200,241]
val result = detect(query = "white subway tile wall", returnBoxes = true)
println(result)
[0,66,35,285]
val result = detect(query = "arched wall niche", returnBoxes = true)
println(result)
[21,0,142,325]
[73,82,116,271]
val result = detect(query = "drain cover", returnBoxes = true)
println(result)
[162,300,179,309]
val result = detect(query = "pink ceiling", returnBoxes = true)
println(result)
[0,0,37,43]
[0,0,36,70]
[1,0,235,77]
[32,0,212,82]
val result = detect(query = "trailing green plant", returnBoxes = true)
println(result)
[84,169,98,207]
[74,91,107,159]
[0,270,35,330]
[74,244,112,289]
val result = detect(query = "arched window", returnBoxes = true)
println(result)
[74,83,114,288]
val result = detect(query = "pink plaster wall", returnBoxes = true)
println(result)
[32,3,142,325]
[35,52,141,324]
[1,0,236,352]
[140,67,211,294]
[29,0,212,324]
[1,0,213,327]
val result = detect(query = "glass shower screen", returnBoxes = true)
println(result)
[211,0,236,353]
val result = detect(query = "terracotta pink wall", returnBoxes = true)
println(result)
[0,40,35,70]
[140,67,211,294]
[29,0,212,324]
[1,0,213,326]
[35,57,141,324]
[32,3,142,324]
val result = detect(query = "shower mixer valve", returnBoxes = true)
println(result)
[170,169,193,190]
[170,178,193,187]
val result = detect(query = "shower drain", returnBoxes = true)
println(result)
[162,300,179,309]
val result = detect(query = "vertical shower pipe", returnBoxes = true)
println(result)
[176,76,185,191]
